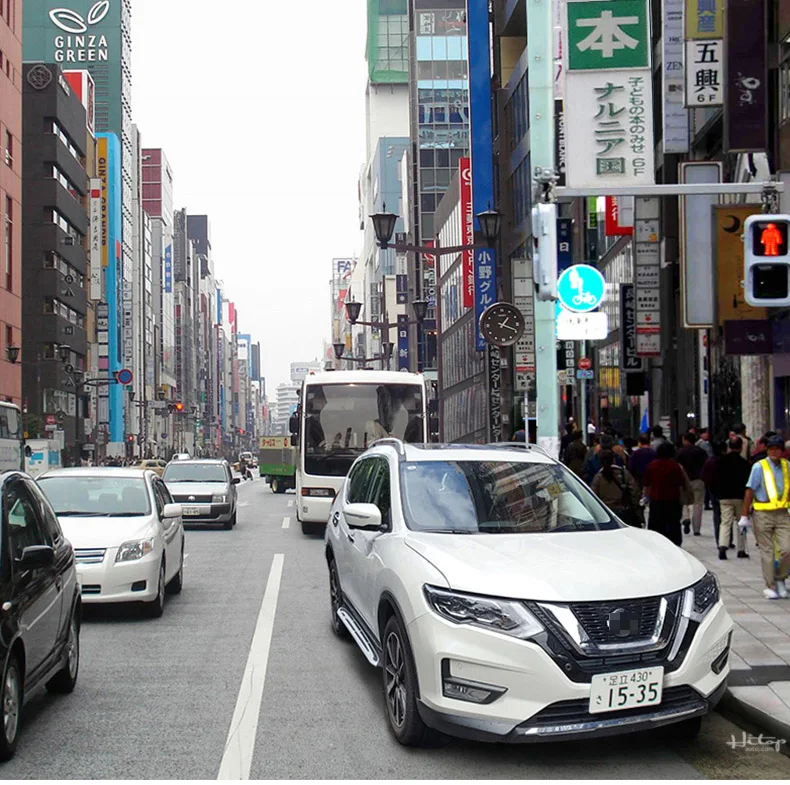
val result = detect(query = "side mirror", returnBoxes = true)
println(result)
[344,502,384,531]
[163,503,182,519]
[232,477,241,485]
[17,545,55,570]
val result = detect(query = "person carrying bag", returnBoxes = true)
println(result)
[592,450,644,527]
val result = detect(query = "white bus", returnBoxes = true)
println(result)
[292,370,428,534]
[0,402,24,472]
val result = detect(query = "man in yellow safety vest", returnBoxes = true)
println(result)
[741,435,790,600]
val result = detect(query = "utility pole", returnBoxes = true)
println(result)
[527,0,560,456]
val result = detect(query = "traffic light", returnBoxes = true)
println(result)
[532,203,558,301]
[174,402,184,413]
[127,434,135,443]
[744,214,790,306]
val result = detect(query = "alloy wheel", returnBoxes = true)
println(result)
[329,564,341,622]
[384,631,407,728]
[3,664,19,745]
[67,617,79,680]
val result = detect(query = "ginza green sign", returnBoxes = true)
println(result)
[567,0,650,71]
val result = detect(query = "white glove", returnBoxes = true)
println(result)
[738,516,752,534]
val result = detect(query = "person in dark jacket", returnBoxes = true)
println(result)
[628,433,657,491]
[563,430,588,478]
[583,433,624,484]
[591,450,642,527]
[707,437,751,560]
[676,432,708,536]
[559,422,575,460]
[643,441,693,546]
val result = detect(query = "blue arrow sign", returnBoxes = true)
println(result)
[557,265,606,313]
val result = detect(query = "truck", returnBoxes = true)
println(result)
[24,439,62,478]
[258,436,296,494]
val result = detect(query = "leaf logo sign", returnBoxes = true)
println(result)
[49,1,110,34]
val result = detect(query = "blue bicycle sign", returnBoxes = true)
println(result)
[557,265,606,313]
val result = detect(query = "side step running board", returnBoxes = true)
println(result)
[337,607,380,667]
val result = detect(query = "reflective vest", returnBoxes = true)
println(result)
[753,459,790,510]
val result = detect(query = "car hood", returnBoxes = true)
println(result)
[405,527,706,602]
[164,481,227,497]
[58,516,155,550]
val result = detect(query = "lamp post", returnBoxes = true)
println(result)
[333,341,394,369]
[367,205,502,371]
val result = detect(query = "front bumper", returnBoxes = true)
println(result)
[180,503,233,523]
[408,600,733,743]
[76,549,162,604]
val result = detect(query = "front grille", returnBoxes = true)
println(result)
[74,548,106,565]
[524,685,704,729]
[81,584,101,595]
[173,494,212,503]
[571,597,662,644]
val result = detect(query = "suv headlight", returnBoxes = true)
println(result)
[683,572,720,622]
[424,586,544,640]
[212,494,228,504]
[116,538,155,562]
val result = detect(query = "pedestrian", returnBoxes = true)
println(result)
[559,422,574,461]
[563,430,588,478]
[643,441,693,546]
[740,435,790,600]
[587,417,597,447]
[732,423,753,461]
[698,428,714,458]
[512,421,526,442]
[677,432,708,536]
[591,450,642,527]
[584,433,624,484]
[628,433,657,492]
[707,437,751,560]
[650,424,666,451]
[749,434,770,466]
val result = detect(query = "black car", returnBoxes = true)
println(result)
[0,471,81,760]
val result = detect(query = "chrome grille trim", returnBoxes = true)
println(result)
[74,548,107,565]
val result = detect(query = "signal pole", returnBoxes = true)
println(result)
[527,0,560,456]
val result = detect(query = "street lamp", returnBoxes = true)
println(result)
[57,343,71,363]
[6,345,19,364]
[333,342,346,360]
[477,208,503,247]
[370,207,399,249]
[344,298,428,328]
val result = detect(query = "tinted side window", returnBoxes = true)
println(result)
[4,480,49,561]
[367,459,392,523]
[28,480,63,545]
[157,480,174,504]
[347,460,375,504]
[152,480,166,516]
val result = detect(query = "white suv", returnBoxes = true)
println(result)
[325,440,733,746]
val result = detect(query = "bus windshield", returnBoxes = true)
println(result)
[303,383,424,477]
[0,403,23,472]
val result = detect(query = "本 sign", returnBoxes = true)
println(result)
[567,0,650,71]
[685,40,723,106]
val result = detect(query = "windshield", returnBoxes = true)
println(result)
[38,476,152,517]
[400,460,620,534]
[303,383,425,477]
[163,463,228,483]
[0,405,21,440]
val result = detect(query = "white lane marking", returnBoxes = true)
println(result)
[282,517,290,530]
[287,499,294,508]
[217,554,284,780]
[238,502,250,507]
[183,553,189,561]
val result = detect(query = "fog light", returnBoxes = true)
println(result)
[711,632,732,675]
[131,580,147,592]
[441,661,507,704]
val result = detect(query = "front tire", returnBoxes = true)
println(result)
[46,609,80,694]
[0,654,21,761]
[224,513,234,530]
[328,560,350,640]
[382,615,437,747]
[145,560,166,618]
[166,548,184,595]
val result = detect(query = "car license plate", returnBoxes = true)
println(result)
[588,667,664,714]
[183,506,200,516]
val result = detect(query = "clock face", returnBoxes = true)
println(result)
[479,303,526,347]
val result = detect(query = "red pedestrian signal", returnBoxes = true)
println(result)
[174,402,184,412]
[745,214,790,306]
[750,218,788,257]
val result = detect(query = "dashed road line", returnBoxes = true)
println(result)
[287,499,294,508]
[282,517,290,530]
[217,554,285,780]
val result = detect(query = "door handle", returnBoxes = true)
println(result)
[332,512,340,527]
[55,575,62,591]
[346,530,355,544]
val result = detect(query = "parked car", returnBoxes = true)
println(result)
[37,468,184,617]
[131,459,167,477]
[163,459,239,529]
[0,470,81,761]
[325,441,734,746]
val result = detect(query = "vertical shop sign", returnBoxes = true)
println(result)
[397,314,410,370]
[460,158,474,307]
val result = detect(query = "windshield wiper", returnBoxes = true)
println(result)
[55,511,107,517]
[417,528,477,534]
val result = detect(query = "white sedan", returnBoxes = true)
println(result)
[37,467,185,618]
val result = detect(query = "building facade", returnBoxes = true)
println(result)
[0,0,22,405]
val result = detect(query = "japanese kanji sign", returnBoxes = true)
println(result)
[566,0,650,71]
[564,0,654,188]
[685,0,724,39]
[685,39,723,106]
[474,248,496,351]
[634,197,662,356]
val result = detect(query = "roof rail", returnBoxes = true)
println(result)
[370,437,406,457]
[485,442,555,459]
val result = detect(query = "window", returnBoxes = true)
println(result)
[367,459,392,524]
[27,481,64,546]
[4,130,11,167]
[347,459,376,504]
[4,196,11,292]
[50,121,81,162]
[48,208,83,244]
[780,59,790,125]
[4,480,49,563]
[51,164,80,200]
[5,325,11,352]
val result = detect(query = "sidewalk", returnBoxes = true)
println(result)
[681,508,790,741]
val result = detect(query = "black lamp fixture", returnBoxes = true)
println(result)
[57,343,71,364]
[6,345,19,364]
[381,341,394,361]
[412,299,429,323]
[476,206,503,247]
[344,299,363,325]
[369,203,398,249]
[333,342,346,360]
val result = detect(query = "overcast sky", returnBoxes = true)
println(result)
[131,0,367,391]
